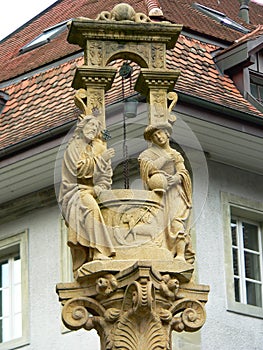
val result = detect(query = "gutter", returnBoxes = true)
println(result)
[1,90,263,160]
[176,91,263,127]
[0,119,76,160]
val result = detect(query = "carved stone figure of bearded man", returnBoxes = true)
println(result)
[138,123,194,263]
[59,115,116,273]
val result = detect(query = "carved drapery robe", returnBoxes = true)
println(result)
[138,144,192,256]
[59,135,115,264]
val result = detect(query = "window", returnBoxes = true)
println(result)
[0,232,29,349]
[250,80,263,103]
[231,217,262,307]
[192,3,250,34]
[19,20,69,54]
[222,193,263,318]
[0,246,22,343]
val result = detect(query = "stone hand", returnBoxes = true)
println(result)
[101,148,115,162]
[166,173,181,186]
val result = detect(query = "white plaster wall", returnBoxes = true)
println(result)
[0,205,100,350]
[196,160,263,350]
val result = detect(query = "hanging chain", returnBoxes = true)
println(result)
[120,62,133,189]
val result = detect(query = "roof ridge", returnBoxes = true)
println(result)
[234,23,263,43]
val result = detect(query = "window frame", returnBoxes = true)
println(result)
[222,192,263,319]
[231,216,263,307]
[60,219,74,334]
[0,231,29,349]
[60,218,73,283]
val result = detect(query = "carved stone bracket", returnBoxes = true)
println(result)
[57,262,209,350]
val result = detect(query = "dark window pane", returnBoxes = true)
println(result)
[251,83,259,99]
[259,86,263,102]
[245,252,261,281]
[234,278,240,302]
[232,248,239,275]
[231,220,237,246]
[246,281,262,307]
[243,222,259,251]
[258,51,263,72]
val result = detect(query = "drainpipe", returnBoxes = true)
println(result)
[238,0,250,24]
[144,0,163,19]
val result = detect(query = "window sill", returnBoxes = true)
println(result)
[227,300,263,319]
[0,336,29,350]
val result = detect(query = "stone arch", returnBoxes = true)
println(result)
[105,50,149,69]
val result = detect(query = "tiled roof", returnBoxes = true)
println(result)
[159,0,263,43]
[0,0,147,83]
[0,57,81,150]
[234,24,263,44]
[1,0,263,83]
[1,34,263,151]
[169,35,263,116]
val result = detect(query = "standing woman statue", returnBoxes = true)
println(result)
[59,115,116,273]
[138,123,194,263]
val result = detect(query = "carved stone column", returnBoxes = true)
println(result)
[57,4,209,349]
[66,3,182,127]
[135,69,180,124]
[72,67,117,127]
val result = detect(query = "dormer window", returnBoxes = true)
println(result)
[214,30,263,112]
[193,3,250,34]
[19,20,69,54]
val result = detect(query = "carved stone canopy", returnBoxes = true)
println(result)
[67,3,182,126]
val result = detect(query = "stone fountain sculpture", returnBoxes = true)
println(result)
[56,4,209,349]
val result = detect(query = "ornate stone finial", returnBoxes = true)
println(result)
[96,3,152,23]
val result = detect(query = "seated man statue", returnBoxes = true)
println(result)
[59,115,116,273]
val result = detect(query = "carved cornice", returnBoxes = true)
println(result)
[135,69,181,96]
[72,66,117,90]
[68,20,182,51]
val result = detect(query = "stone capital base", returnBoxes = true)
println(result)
[57,260,209,349]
